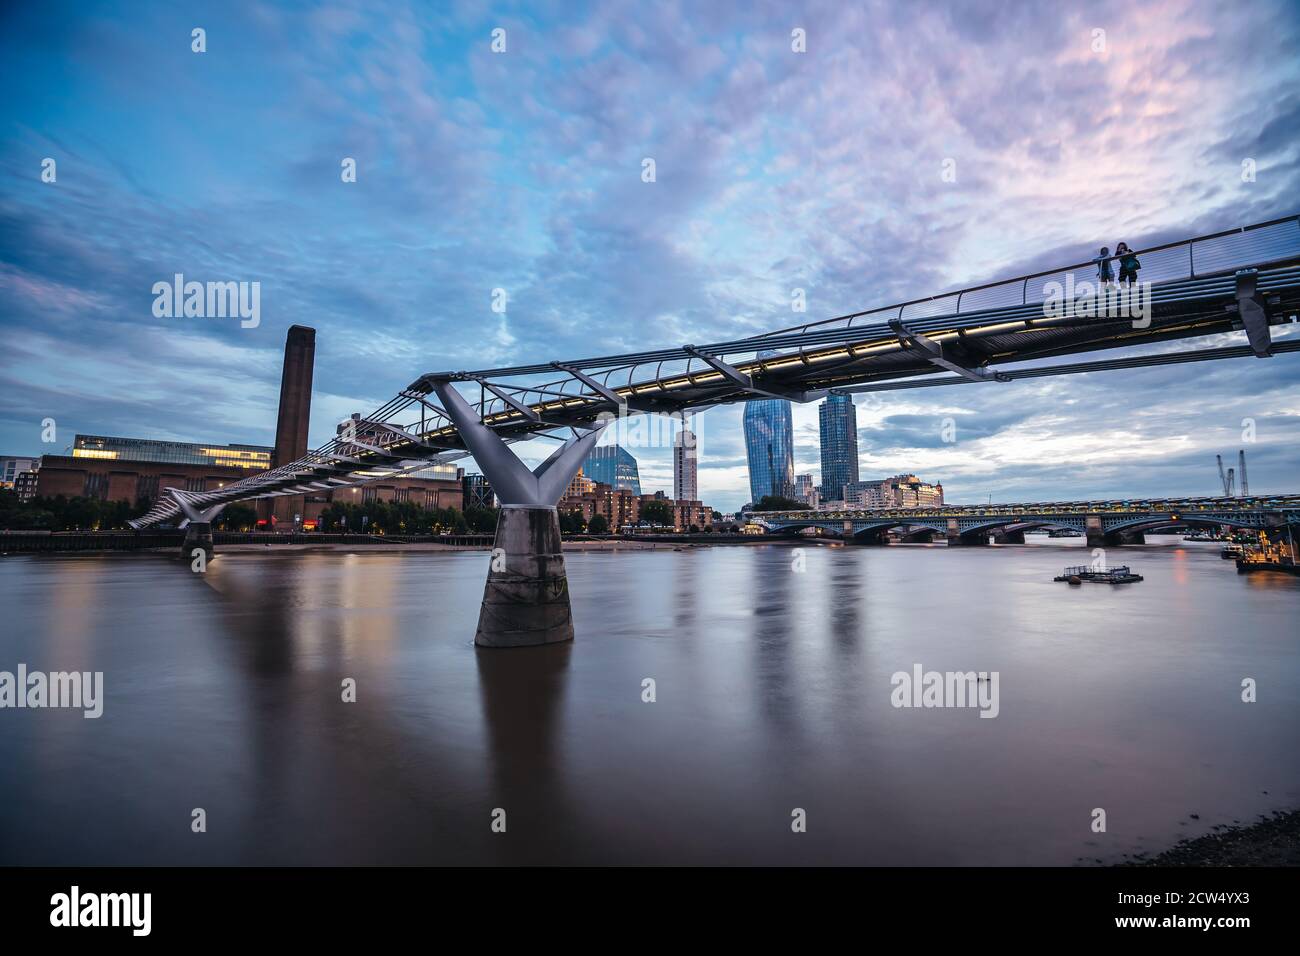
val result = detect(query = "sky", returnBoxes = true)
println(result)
[1,0,1298,512]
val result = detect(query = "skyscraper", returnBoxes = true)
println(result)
[743,399,795,503]
[818,392,859,503]
[673,426,697,501]
[581,444,642,495]
[794,473,819,509]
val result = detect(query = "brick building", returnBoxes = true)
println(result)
[558,482,714,532]
[31,327,464,528]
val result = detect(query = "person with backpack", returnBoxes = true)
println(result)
[1115,242,1141,285]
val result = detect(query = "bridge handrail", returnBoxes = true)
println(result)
[752,213,1300,340]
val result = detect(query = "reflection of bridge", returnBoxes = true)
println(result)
[130,215,1300,646]
[751,496,1300,547]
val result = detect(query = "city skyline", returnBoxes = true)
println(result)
[2,2,1299,513]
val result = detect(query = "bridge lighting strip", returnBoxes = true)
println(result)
[832,339,1300,393]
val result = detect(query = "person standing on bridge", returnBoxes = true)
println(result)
[1115,242,1141,285]
[1094,246,1114,286]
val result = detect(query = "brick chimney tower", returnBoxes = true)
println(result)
[268,325,315,527]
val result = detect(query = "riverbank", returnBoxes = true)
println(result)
[0,530,809,554]
[1121,809,1300,866]
[210,538,726,553]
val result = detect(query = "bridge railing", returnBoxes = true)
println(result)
[758,214,1300,338]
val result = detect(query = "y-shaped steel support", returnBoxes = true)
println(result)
[167,489,226,560]
[431,380,609,646]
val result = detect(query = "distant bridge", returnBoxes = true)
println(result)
[751,495,1300,546]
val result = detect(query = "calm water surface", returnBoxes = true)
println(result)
[2,538,1297,865]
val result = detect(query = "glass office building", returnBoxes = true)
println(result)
[72,434,273,469]
[743,399,795,504]
[581,444,642,495]
[818,393,859,502]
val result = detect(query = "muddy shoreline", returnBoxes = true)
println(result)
[1120,809,1300,866]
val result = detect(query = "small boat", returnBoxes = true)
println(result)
[1054,564,1143,584]
[1220,546,1243,560]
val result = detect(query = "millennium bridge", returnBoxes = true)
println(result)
[750,495,1300,547]
[129,214,1300,646]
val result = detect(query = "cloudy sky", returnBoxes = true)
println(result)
[2,0,1298,511]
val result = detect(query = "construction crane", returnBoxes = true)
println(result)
[1217,455,1234,496]
[1238,449,1249,496]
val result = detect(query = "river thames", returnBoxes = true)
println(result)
[2,537,1297,866]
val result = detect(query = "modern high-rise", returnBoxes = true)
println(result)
[794,473,819,509]
[581,444,641,495]
[673,426,697,502]
[818,393,859,503]
[743,399,795,503]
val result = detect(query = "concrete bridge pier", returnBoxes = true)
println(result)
[477,506,574,647]
[182,521,215,560]
[945,518,988,546]
[431,379,608,647]
[1086,529,1146,547]
[993,529,1025,544]
[848,525,890,545]
[167,489,225,562]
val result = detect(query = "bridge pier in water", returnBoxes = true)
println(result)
[1086,529,1146,547]
[993,529,1025,545]
[477,506,574,647]
[945,518,988,546]
[431,379,608,647]
[845,521,889,545]
[167,489,225,562]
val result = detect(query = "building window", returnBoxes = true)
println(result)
[137,474,160,502]
[185,477,206,492]
[83,473,108,500]
[362,487,377,503]
[395,488,410,503]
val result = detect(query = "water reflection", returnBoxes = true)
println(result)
[1,541,1297,865]
[474,643,573,861]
